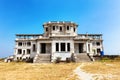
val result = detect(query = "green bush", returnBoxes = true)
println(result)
[101,57,111,62]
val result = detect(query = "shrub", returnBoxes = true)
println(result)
[114,56,120,61]
[66,58,71,63]
[101,57,112,62]
[53,57,61,63]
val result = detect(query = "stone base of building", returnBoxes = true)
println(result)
[33,53,94,63]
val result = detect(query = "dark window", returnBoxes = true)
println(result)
[67,26,69,30]
[18,42,22,46]
[33,44,36,52]
[17,57,19,60]
[27,42,31,46]
[61,43,65,51]
[20,57,22,60]
[46,27,48,31]
[23,50,25,55]
[96,42,100,46]
[53,26,55,30]
[97,48,101,53]
[67,43,70,51]
[74,28,76,32]
[18,49,22,54]
[27,49,31,54]
[60,27,62,31]
[56,43,59,51]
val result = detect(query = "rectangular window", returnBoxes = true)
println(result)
[74,28,76,32]
[18,42,22,46]
[53,26,55,30]
[56,43,59,51]
[96,42,100,46]
[46,27,48,31]
[23,50,25,55]
[97,48,101,53]
[60,27,62,31]
[18,49,22,54]
[33,44,36,52]
[67,43,70,51]
[27,42,31,46]
[27,49,31,54]
[61,43,65,51]
[67,26,69,30]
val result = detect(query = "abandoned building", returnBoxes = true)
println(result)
[14,21,104,62]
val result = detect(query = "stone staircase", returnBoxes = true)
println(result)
[33,54,51,63]
[75,53,92,62]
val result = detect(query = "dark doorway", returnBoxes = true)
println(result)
[41,43,46,53]
[79,43,84,53]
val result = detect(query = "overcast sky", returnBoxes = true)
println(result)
[0,0,120,57]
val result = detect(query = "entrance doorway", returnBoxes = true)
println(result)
[41,43,46,53]
[79,43,84,53]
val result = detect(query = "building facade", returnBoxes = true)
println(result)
[14,21,103,62]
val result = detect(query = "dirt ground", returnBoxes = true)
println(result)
[0,61,120,80]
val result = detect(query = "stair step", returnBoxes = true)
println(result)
[75,53,91,62]
[34,54,51,63]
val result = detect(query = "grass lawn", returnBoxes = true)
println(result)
[0,60,120,80]
[82,61,120,80]
[0,62,79,80]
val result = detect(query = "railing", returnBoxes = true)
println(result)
[75,36,102,40]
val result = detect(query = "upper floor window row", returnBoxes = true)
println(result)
[92,42,101,46]
[18,42,31,46]
[51,26,76,32]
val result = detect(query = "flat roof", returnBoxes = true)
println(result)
[43,21,78,27]
[78,34,102,36]
[16,34,43,36]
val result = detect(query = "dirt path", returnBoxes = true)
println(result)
[73,63,116,80]
[74,63,93,80]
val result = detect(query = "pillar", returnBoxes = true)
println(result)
[86,41,89,53]
[65,42,67,52]
[59,42,61,52]
[37,42,40,54]
[70,41,74,53]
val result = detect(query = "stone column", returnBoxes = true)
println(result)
[70,41,74,53]
[90,43,92,53]
[65,42,68,52]
[37,42,40,54]
[59,42,61,52]
[86,41,89,53]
